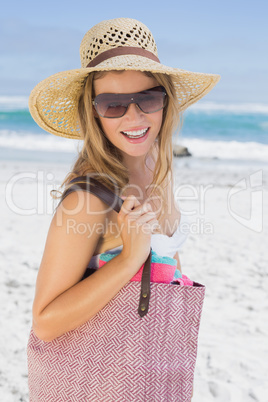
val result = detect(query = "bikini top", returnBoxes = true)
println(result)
[88,214,189,269]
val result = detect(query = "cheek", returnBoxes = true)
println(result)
[154,110,164,133]
[98,117,117,139]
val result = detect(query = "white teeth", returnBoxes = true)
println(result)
[122,128,148,138]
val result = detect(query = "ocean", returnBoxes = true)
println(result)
[0,96,267,166]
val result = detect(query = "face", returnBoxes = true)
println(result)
[93,70,163,162]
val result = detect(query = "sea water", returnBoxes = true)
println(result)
[0,96,267,166]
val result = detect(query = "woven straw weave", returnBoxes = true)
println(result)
[80,19,158,67]
[28,281,205,401]
[29,18,220,139]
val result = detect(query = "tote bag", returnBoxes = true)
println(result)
[27,176,205,402]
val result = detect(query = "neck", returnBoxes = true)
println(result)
[122,141,158,177]
[123,154,148,176]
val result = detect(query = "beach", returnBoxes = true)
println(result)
[1,96,268,401]
[0,153,267,402]
[2,0,268,398]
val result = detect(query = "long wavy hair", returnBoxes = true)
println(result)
[59,70,181,218]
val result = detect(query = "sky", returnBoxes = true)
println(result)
[0,0,267,103]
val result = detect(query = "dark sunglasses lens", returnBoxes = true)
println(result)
[95,97,127,118]
[137,90,166,113]
[94,86,166,118]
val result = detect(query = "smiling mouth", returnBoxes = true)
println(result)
[121,128,149,139]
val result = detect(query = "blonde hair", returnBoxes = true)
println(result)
[59,70,181,217]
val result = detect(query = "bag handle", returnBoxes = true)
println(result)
[61,175,151,317]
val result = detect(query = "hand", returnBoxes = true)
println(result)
[117,195,159,269]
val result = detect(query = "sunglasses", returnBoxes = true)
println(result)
[92,86,167,118]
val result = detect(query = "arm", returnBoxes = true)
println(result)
[32,191,157,342]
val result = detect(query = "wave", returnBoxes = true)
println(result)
[176,138,268,162]
[188,102,268,115]
[1,96,268,115]
[1,129,267,162]
[0,96,29,111]
[0,129,82,153]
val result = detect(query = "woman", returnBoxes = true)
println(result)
[28,17,220,400]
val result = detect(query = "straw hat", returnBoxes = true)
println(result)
[29,18,220,139]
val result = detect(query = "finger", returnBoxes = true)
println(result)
[140,218,161,234]
[136,219,161,236]
[118,195,141,218]
[126,202,152,219]
[134,211,156,224]
[120,197,153,217]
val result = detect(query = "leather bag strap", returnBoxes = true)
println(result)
[61,176,123,212]
[60,175,152,317]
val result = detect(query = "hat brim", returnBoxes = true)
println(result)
[29,55,220,139]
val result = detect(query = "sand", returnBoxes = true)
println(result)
[0,156,267,401]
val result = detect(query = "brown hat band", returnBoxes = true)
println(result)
[86,46,160,68]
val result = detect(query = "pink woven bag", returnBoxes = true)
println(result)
[27,177,205,402]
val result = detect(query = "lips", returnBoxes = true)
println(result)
[121,127,149,139]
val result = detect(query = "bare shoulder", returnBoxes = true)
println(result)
[47,190,109,265]
[33,190,109,316]
[55,189,109,225]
